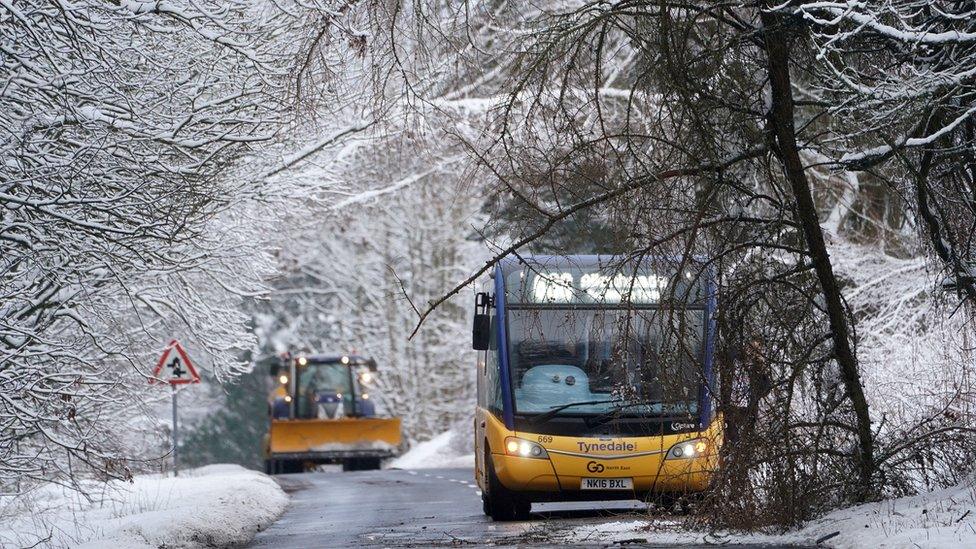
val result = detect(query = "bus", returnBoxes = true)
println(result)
[472,255,720,520]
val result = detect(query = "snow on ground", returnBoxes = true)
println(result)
[565,519,802,547]
[799,477,976,548]
[562,477,976,548]
[388,430,475,469]
[0,464,287,549]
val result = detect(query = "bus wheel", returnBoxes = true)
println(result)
[484,452,530,521]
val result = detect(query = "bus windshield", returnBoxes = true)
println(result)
[508,307,703,418]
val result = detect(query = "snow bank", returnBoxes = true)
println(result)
[0,464,287,549]
[562,477,976,548]
[388,430,474,469]
[801,477,976,548]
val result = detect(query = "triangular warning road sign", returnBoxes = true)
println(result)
[150,340,201,385]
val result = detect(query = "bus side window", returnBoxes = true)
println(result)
[485,311,503,415]
[477,351,486,408]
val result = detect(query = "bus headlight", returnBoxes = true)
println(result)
[666,439,708,460]
[504,437,549,459]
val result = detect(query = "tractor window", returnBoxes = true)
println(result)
[297,363,354,419]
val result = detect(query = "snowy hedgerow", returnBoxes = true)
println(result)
[0,0,287,492]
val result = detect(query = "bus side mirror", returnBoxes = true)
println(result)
[473,314,490,351]
[472,292,492,351]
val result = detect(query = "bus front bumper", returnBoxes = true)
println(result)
[491,452,715,500]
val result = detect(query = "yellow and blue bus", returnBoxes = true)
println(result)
[472,255,720,520]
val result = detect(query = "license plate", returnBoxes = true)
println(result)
[581,477,633,490]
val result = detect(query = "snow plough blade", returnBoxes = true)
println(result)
[268,417,402,460]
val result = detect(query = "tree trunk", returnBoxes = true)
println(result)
[913,111,976,303]
[760,9,875,499]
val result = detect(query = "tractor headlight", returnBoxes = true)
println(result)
[666,438,709,460]
[504,437,549,459]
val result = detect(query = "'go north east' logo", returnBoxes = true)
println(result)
[586,461,605,473]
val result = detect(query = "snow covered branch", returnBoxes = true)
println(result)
[0,0,288,491]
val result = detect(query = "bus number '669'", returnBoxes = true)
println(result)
[538,435,553,444]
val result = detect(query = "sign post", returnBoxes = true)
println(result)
[172,384,179,475]
[150,340,201,476]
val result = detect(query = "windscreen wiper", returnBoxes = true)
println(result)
[584,400,662,428]
[529,399,620,425]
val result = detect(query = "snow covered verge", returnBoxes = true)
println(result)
[0,464,287,549]
[562,476,976,548]
[388,429,475,469]
[798,478,976,548]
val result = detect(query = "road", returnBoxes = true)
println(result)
[249,468,812,548]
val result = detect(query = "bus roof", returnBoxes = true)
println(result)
[496,254,713,306]
[496,254,711,276]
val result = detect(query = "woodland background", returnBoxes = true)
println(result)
[2,0,976,530]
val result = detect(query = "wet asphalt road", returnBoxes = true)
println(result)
[249,467,812,548]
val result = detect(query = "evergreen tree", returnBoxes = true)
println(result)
[180,357,273,471]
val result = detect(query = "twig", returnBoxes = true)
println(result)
[389,266,421,316]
